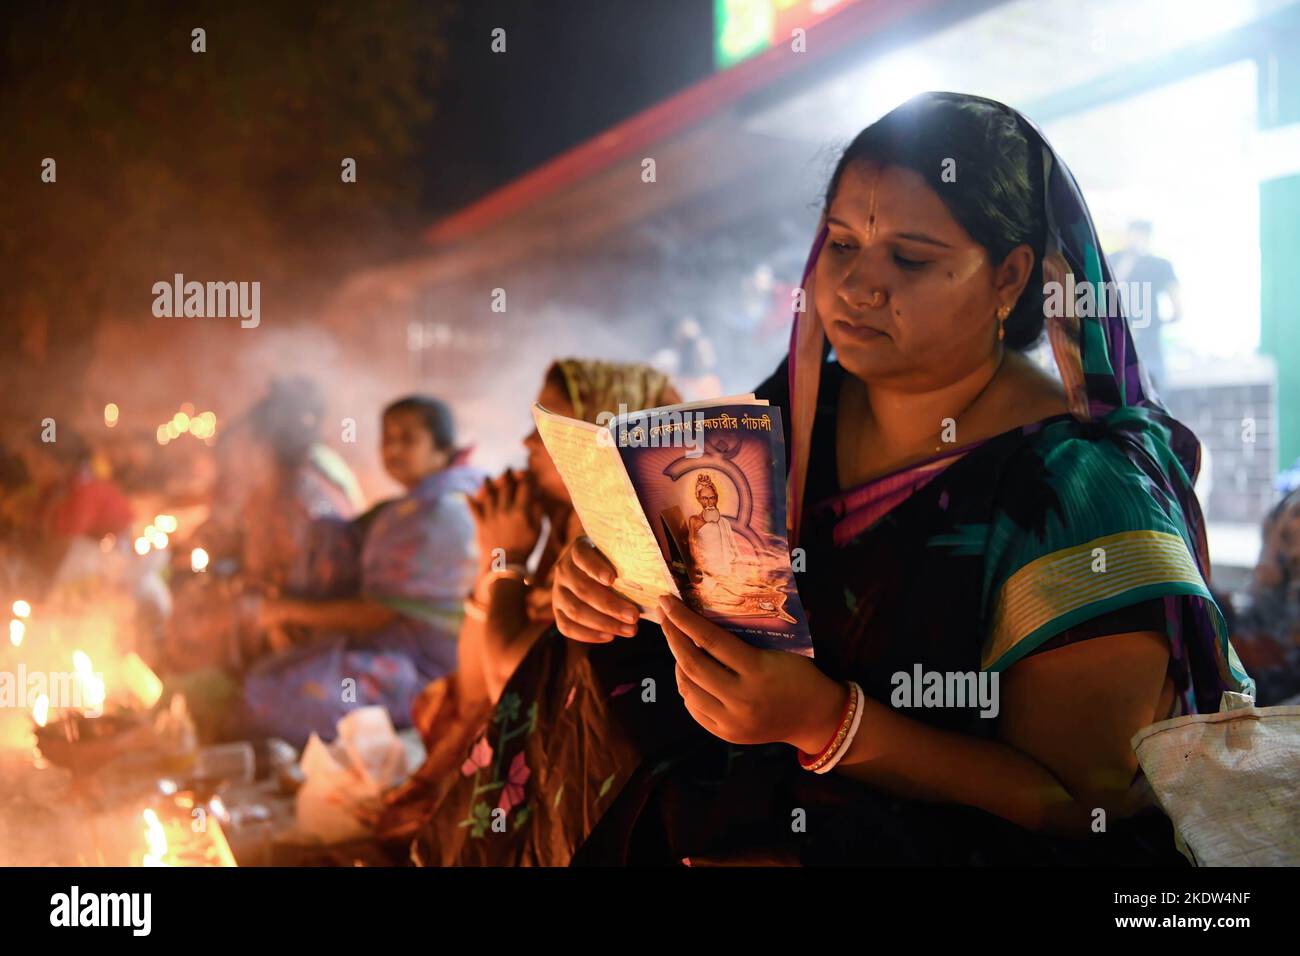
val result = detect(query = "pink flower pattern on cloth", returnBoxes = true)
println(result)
[461,734,493,777]
[497,751,531,814]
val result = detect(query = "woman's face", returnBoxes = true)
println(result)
[524,380,575,505]
[381,408,448,489]
[814,160,1032,392]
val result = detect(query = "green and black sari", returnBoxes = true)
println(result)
[407,93,1252,866]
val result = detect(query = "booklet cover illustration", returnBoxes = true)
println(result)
[533,396,812,657]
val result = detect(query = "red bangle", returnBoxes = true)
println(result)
[798,682,854,769]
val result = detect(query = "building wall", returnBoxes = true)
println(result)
[1165,378,1276,524]
[1259,35,1300,473]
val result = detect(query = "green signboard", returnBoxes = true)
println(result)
[714,0,859,70]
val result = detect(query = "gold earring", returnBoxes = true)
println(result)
[997,305,1009,341]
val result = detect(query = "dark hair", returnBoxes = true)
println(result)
[248,376,324,468]
[543,363,569,398]
[384,395,455,451]
[823,93,1047,351]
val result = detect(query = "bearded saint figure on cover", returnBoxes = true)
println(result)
[686,472,745,606]
[627,435,805,634]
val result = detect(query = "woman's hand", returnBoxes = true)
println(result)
[551,536,641,643]
[253,597,297,653]
[257,596,291,630]
[468,468,543,566]
[524,585,554,623]
[257,602,295,655]
[658,594,846,752]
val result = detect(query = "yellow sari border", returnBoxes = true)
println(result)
[982,530,1207,671]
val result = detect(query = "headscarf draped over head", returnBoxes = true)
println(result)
[787,91,1193,543]
[528,358,679,596]
[548,358,676,424]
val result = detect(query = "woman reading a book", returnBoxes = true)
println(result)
[411,93,1253,865]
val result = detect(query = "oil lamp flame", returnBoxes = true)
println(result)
[121,652,164,708]
[72,650,107,713]
[142,809,169,867]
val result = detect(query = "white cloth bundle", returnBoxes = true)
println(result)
[295,707,411,844]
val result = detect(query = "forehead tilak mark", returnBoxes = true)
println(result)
[864,178,879,239]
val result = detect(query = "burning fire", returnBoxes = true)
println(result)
[141,809,168,866]
[139,804,237,867]
[10,599,29,647]
[32,693,49,728]
[71,650,107,714]
[121,652,164,708]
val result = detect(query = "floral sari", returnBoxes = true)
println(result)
[408,94,1251,866]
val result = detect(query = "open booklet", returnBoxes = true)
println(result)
[532,393,813,657]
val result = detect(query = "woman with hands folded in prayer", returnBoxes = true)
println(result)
[374,359,679,840]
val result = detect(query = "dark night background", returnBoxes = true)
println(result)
[0,0,714,415]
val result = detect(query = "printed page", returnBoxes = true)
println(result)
[532,404,680,619]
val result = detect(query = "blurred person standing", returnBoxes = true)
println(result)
[1110,220,1182,394]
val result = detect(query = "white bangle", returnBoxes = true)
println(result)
[485,563,529,586]
[463,595,487,622]
[815,681,864,774]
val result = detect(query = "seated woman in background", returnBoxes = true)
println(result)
[376,360,680,835]
[15,430,133,591]
[1235,471,1300,704]
[240,396,484,746]
[229,376,366,595]
[411,93,1253,866]
[165,377,365,676]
